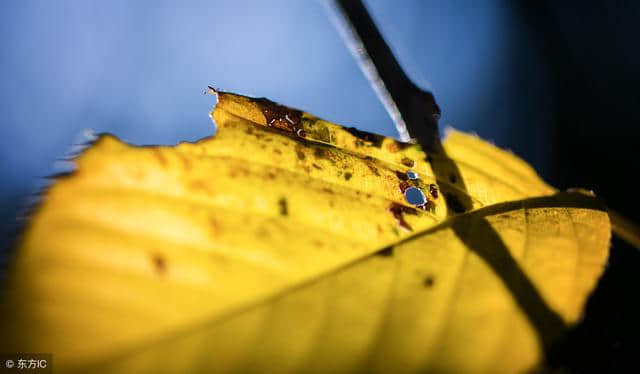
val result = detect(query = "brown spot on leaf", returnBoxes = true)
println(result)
[312,163,322,170]
[178,153,191,171]
[344,172,353,181]
[417,200,435,213]
[255,226,271,240]
[321,187,335,194]
[152,149,167,167]
[302,119,332,143]
[296,149,306,161]
[429,184,439,199]
[209,217,221,238]
[151,253,167,276]
[395,170,409,181]
[278,197,288,216]
[345,127,385,147]
[388,202,417,231]
[228,167,250,179]
[314,148,327,159]
[399,181,411,193]
[254,97,303,135]
[424,275,436,288]
[401,157,415,167]
[190,180,212,194]
[366,163,380,176]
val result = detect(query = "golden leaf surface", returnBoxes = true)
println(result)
[0,92,610,373]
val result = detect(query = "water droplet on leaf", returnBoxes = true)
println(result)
[404,187,427,206]
[407,170,419,180]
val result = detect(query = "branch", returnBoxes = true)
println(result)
[328,0,442,151]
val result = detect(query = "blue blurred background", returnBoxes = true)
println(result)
[1,1,639,370]
[0,0,554,244]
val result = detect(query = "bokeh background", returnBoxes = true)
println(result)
[1,1,638,371]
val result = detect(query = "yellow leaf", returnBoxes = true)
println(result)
[0,91,610,373]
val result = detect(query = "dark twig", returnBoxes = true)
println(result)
[329,0,441,151]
